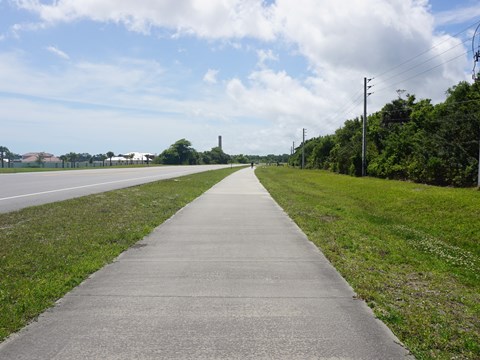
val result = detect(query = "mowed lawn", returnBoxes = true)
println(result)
[256,166,479,360]
[0,167,242,341]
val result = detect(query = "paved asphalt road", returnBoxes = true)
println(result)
[0,165,235,213]
[0,168,411,359]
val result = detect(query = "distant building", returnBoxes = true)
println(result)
[108,152,155,164]
[22,152,60,163]
[123,152,155,161]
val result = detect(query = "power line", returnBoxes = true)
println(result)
[373,50,471,94]
[324,88,364,126]
[374,38,470,87]
[365,98,480,117]
[325,22,480,137]
[373,19,480,80]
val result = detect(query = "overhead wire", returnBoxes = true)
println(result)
[373,50,472,94]
[328,20,480,127]
[372,19,480,80]
[365,95,480,116]
[373,38,471,88]
[325,88,364,124]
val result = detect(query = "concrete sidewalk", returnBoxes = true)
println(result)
[0,168,411,359]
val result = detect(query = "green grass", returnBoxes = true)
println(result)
[0,167,242,341]
[256,167,479,360]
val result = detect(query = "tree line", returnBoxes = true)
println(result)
[290,80,480,187]
[0,141,290,168]
[152,139,289,165]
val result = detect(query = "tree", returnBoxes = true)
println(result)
[288,139,317,168]
[380,94,415,126]
[145,154,154,165]
[35,152,46,168]
[0,146,10,168]
[106,151,115,166]
[93,154,107,166]
[158,139,198,165]
[329,118,363,175]
[66,152,78,168]
[127,153,135,165]
[232,154,249,164]
[202,147,230,164]
[5,150,16,168]
[310,135,336,169]
[59,155,67,168]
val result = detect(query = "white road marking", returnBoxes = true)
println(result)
[0,171,192,201]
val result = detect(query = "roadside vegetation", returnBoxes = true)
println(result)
[256,166,479,360]
[290,80,480,187]
[0,167,242,341]
[0,142,289,171]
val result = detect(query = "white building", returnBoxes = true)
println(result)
[107,152,155,164]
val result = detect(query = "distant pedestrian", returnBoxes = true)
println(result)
[251,162,254,168]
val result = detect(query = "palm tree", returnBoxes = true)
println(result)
[67,152,78,168]
[59,155,67,168]
[6,150,14,168]
[145,154,154,166]
[98,154,107,167]
[35,152,46,167]
[106,151,115,166]
[0,146,9,168]
[127,153,135,165]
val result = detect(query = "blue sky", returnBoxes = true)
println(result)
[1,0,480,156]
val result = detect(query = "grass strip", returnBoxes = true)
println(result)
[0,166,242,341]
[256,166,479,360]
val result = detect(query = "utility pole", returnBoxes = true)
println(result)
[473,24,480,187]
[302,128,306,169]
[362,78,367,177]
[362,77,372,177]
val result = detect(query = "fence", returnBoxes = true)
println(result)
[5,160,152,169]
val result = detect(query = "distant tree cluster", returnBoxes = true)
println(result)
[0,146,21,168]
[247,154,290,164]
[1,141,291,170]
[290,80,480,187]
[57,152,108,168]
[152,139,231,165]
[151,139,290,166]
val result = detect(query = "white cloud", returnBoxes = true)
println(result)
[226,69,333,139]
[10,1,470,93]
[435,4,480,26]
[46,45,70,60]
[256,49,278,68]
[12,0,276,39]
[0,51,250,154]
[272,0,437,73]
[203,69,219,84]
[219,0,470,152]
[4,0,475,155]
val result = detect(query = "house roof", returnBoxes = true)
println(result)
[22,152,60,162]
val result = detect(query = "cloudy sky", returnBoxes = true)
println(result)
[1,0,480,156]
